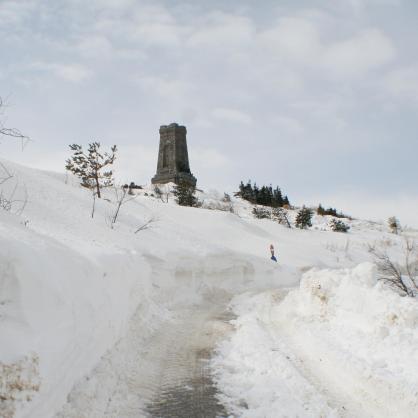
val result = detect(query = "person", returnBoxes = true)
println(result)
[270,244,277,262]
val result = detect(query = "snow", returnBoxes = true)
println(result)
[213,263,418,417]
[0,157,417,417]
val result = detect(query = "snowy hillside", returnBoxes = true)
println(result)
[1,159,417,418]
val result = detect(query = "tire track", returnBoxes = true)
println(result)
[145,305,234,418]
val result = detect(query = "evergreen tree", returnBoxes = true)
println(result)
[253,183,259,203]
[238,181,245,196]
[273,187,283,207]
[65,142,117,198]
[317,204,325,215]
[173,180,199,207]
[329,218,350,233]
[295,206,313,229]
[236,180,289,208]
[283,195,290,207]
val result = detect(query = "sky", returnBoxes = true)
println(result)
[0,0,417,226]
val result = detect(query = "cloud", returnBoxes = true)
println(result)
[322,28,395,78]
[113,144,157,184]
[383,66,418,101]
[2,0,417,227]
[30,62,92,83]
[187,13,255,50]
[212,108,252,125]
[136,76,193,99]
[191,147,229,169]
[272,116,305,135]
[77,35,113,59]
[0,0,36,27]
[258,17,321,63]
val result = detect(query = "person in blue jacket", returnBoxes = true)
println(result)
[270,244,277,262]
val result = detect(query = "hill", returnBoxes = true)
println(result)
[0,159,417,418]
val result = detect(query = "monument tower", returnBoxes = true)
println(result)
[151,123,197,186]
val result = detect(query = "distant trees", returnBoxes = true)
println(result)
[295,206,313,229]
[388,216,400,234]
[237,180,290,208]
[65,142,117,199]
[317,204,348,219]
[173,180,199,207]
[123,182,142,196]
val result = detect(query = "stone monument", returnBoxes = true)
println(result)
[151,123,197,186]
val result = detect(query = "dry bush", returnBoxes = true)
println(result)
[369,239,418,297]
[0,354,40,418]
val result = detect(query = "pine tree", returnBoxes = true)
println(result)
[295,206,313,229]
[317,204,325,215]
[173,180,199,207]
[283,195,290,207]
[329,218,350,233]
[65,142,117,198]
[273,187,283,207]
[236,180,290,208]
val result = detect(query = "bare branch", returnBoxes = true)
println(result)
[135,216,157,234]
[0,97,30,149]
[369,242,418,297]
[109,185,137,228]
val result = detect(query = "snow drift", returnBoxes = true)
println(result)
[213,263,418,418]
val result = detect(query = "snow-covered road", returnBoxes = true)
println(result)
[56,280,235,418]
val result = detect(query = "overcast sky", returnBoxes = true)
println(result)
[1,0,417,226]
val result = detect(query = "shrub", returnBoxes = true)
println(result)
[271,207,291,228]
[252,206,271,219]
[388,216,400,234]
[329,218,350,233]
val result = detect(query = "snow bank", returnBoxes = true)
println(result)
[0,159,296,417]
[281,262,418,330]
[0,210,151,418]
[214,263,418,418]
[212,290,339,418]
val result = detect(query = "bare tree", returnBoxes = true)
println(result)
[0,161,13,185]
[369,239,418,297]
[0,97,30,147]
[0,178,28,214]
[272,207,292,228]
[0,97,30,214]
[109,185,136,228]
